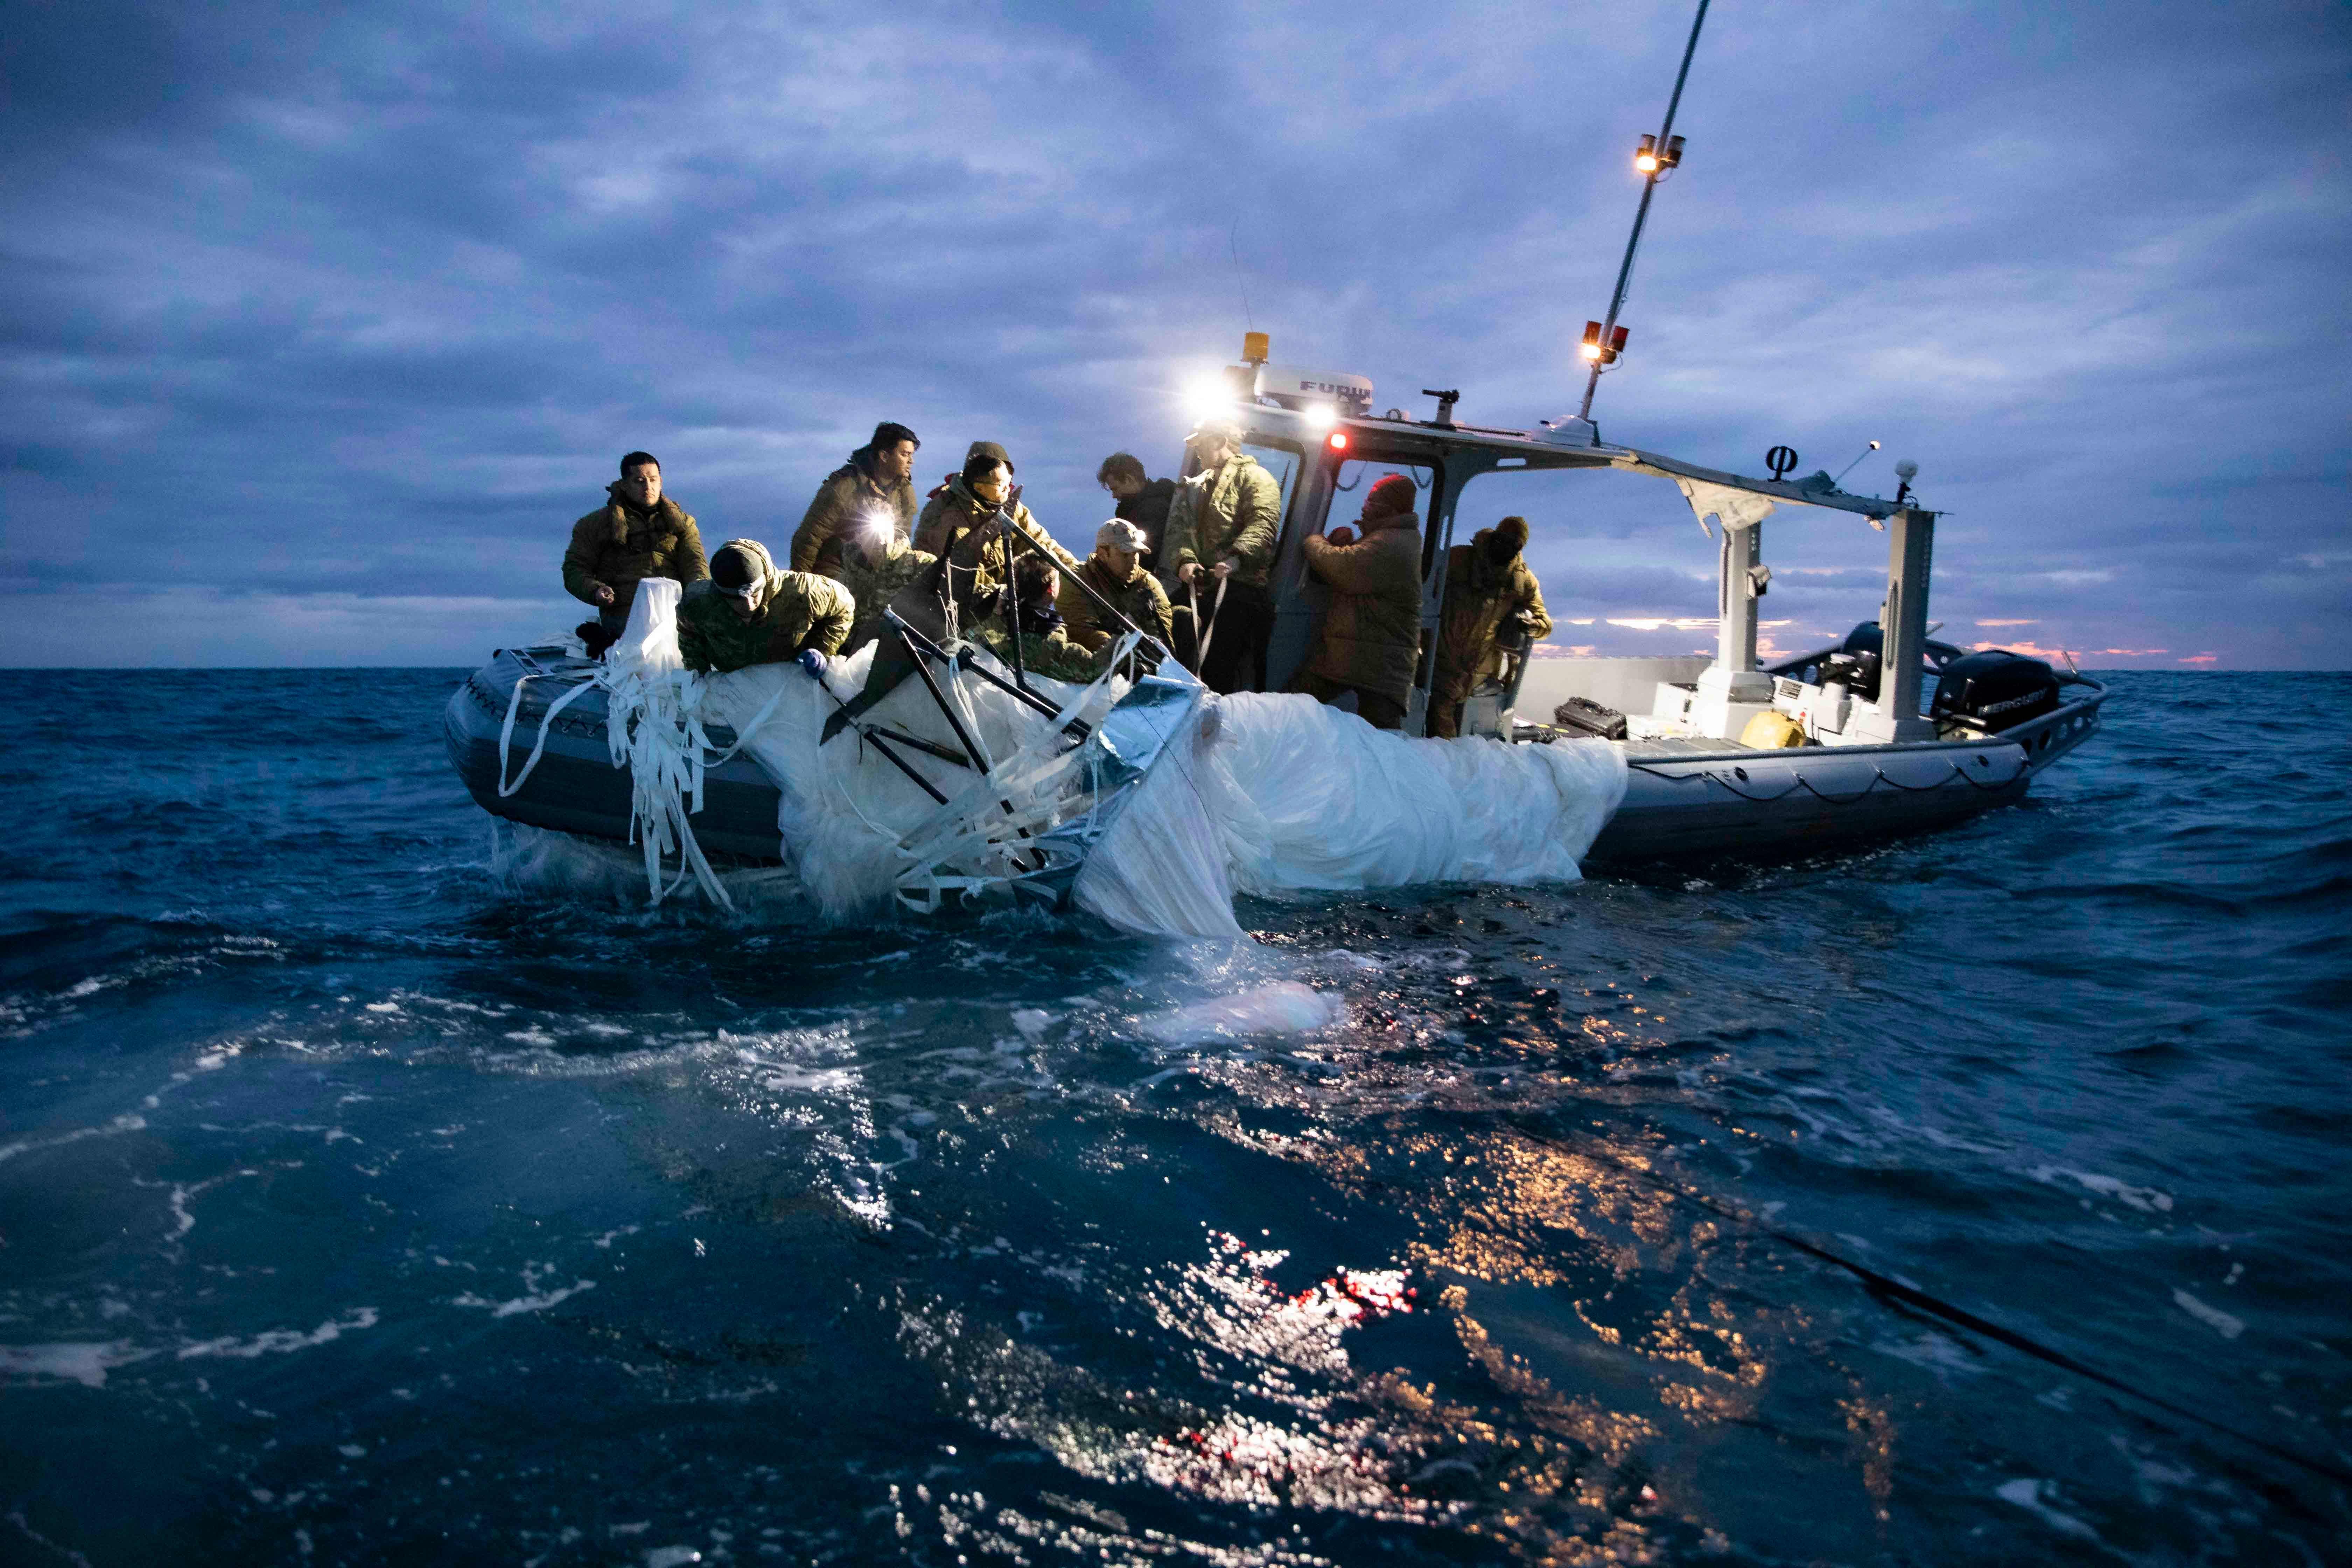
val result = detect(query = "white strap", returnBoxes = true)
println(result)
[497,671,599,798]
[1190,575,1230,668]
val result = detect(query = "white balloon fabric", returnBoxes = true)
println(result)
[603,586,1629,936]
[1078,693,1626,934]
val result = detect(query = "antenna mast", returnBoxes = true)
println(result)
[1576,0,1712,421]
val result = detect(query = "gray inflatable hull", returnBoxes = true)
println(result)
[444,647,789,863]
[447,647,2108,872]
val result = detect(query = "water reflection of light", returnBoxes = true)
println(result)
[896,1233,1457,1535]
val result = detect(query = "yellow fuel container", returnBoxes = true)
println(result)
[1740,710,1810,749]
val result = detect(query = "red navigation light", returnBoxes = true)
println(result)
[1327,431,1349,451]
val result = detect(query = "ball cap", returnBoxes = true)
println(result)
[1094,518,1150,554]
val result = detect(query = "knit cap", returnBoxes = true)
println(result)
[1366,475,1418,518]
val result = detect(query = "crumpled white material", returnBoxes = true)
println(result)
[696,642,1128,923]
[1068,712,1245,939]
[1195,693,1624,894]
[1070,693,1626,933]
[604,592,1627,935]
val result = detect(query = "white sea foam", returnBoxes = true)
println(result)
[1994,1478,2103,1542]
[176,1307,379,1360]
[0,1113,147,1164]
[1870,1330,1984,1380]
[455,1280,596,1317]
[2171,1288,2245,1340]
[0,1341,141,1387]
[1143,982,1344,1044]
[2028,1165,2174,1213]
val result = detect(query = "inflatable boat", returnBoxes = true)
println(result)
[448,340,2109,899]
[447,635,2104,882]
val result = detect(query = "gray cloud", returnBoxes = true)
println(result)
[2,0,2345,667]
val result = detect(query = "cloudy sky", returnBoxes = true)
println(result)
[3,0,2345,668]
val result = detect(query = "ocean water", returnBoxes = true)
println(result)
[0,667,2345,1567]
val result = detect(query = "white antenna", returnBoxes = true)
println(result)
[1833,440,1881,485]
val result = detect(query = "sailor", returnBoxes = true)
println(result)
[913,442,1080,618]
[1062,519,1173,664]
[835,523,938,657]
[677,538,854,677]
[564,451,709,658]
[1428,516,1553,740]
[789,421,921,579]
[976,554,1105,685]
[1290,475,1423,730]
[1096,451,1178,564]
[1163,419,1280,693]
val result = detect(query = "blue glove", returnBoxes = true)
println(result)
[796,648,828,679]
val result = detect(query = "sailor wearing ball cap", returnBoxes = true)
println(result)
[1063,518,1174,665]
[1162,419,1281,692]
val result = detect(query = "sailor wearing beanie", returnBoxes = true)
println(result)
[1292,474,1425,730]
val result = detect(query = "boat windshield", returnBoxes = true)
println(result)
[1240,440,1302,528]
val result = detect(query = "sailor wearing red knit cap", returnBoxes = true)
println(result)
[1292,474,1425,730]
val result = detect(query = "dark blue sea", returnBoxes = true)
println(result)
[2,668,2346,1566]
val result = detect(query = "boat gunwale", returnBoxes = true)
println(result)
[1618,679,2107,771]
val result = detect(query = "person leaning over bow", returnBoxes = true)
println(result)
[789,421,920,579]
[976,553,1109,686]
[1429,515,1553,740]
[1291,474,1424,731]
[1096,451,1178,564]
[564,450,708,658]
[913,441,1080,618]
[1062,519,1174,667]
[677,539,854,677]
[1162,418,1280,693]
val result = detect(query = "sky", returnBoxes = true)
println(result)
[2,0,2346,669]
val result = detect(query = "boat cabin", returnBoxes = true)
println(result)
[1184,345,1946,748]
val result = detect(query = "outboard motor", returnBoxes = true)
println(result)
[1811,620,1973,704]
[1805,622,1889,701]
[1818,648,1881,703]
[1931,649,2060,734]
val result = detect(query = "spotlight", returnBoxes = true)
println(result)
[1183,377,1232,425]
